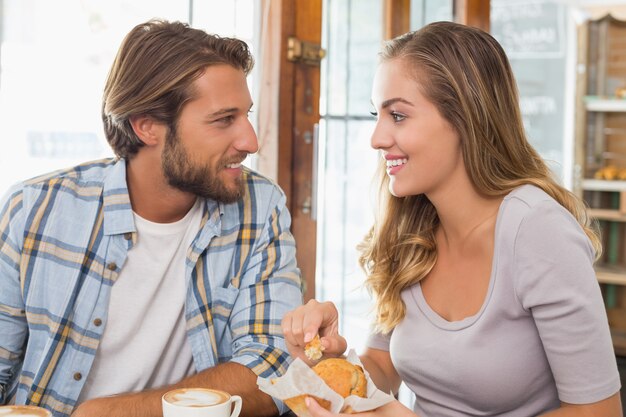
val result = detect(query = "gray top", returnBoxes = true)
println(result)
[367,185,621,416]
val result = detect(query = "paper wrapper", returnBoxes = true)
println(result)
[257,350,395,416]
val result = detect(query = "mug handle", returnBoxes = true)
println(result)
[230,395,242,417]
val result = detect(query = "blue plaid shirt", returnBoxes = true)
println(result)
[0,158,302,416]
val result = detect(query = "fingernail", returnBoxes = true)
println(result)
[305,397,311,407]
[304,332,314,343]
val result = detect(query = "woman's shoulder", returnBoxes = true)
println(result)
[501,184,591,254]
[497,184,588,251]
[504,184,555,208]
[501,184,571,227]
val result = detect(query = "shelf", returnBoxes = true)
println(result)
[597,266,626,285]
[585,96,626,112]
[582,179,626,192]
[588,209,626,222]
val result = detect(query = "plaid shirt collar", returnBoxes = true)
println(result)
[101,159,224,244]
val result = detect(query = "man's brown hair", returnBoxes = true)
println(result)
[102,19,254,159]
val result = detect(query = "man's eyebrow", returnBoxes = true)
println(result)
[207,107,238,118]
[207,103,254,118]
[380,97,414,109]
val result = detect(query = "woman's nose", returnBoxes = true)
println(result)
[370,122,392,150]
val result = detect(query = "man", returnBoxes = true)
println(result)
[0,20,302,417]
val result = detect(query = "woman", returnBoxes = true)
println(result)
[281,22,622,416]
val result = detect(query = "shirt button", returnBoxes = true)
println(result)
[73,372,82,381]
[107,262,117,271]
[93,318,102,327]
[123,232,132,240]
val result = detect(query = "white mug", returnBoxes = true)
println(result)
[0,405,52,417]
[162,388,242,417]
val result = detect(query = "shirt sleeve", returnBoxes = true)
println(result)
[227,186,302,414]
[514,199,621,404]
[0,184,29,404]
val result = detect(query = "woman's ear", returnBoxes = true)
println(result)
[129,115,164,146]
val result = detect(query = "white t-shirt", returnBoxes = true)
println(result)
[368,185,621,416]
[78,199,203,402]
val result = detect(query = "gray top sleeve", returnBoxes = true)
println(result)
[514,199,620,404]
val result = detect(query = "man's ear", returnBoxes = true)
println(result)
[129,115,163,146]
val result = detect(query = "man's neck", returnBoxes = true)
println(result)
[125,157,197,223]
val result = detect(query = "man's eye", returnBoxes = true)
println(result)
[216,115,235,125]
[391,112,406,122]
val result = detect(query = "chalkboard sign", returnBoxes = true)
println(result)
[492,0,565,58]
[491,0,568,181]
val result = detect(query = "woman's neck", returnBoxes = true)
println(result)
[428,176,503,252]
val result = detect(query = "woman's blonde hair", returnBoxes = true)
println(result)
[359,21,600,334]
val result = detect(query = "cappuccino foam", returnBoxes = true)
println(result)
[164,389,229,407]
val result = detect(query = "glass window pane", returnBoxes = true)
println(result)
[347,0,382,116]
[317,119,347,302]
[491,0,568,181]
[410,0,453,29]
[322,0,350,116]
[317,117,378,349]
[322,0,381,117]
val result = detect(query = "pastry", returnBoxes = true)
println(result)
[312,358,367,398]
[282,358,367,415]
[304,335,325,361]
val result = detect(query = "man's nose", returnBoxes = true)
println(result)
[235,119,259,154]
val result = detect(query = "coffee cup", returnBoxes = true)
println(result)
[162,388,242,417]
[0,406,52,417]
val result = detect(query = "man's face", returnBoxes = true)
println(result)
[162,65,258,203]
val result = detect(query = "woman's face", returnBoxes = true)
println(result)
[370,59,465,198]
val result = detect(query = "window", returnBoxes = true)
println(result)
[491,0,572,185]
[317,0,382,353]
[316,0,452,407]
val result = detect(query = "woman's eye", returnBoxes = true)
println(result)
[369,110,378,118]
[391,112,406,122]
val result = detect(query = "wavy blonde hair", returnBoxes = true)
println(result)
[359,22,600,334]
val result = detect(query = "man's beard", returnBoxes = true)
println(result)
[162,128,246,204]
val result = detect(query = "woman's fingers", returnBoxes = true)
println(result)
[281,300,346,360]
[302,300,330,343]
[281,307,308,348]
[288,306,307,345]
[320,334,348,357]
[306,397,338,417]
[281,311,296,347]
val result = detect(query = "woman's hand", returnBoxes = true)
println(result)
[281,299,347,365]
[305,397,417,417]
